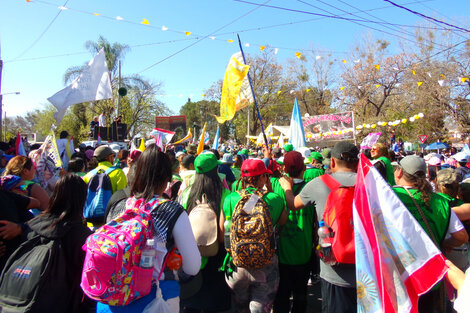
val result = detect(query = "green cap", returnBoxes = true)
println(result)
[194,153,221,173]
[241,149,249,155]
[310,151,324,162]
[284,143,294,152]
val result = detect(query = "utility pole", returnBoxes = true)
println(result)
[117,60,121,116]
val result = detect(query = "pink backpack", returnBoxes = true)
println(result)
[80,196,166,306]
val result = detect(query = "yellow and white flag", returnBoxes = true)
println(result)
[197,123,207,155]
[215,52,252,123]
[174,128,192,144]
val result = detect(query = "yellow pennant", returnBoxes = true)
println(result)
[277,90,282,95]
[306,88,311,92]
[374,64,380,70]
[340,87,345,90]
[440,74,446,79]
[417,81,423,87]
[342,59,347,64]
[411,70,416,75]
[227,39,234,43]
[197,123,207,155]
[202,94,205,98]
[461,77,469,83]
[93,13,100,16]
[141,18,149,25]
[296,52,302,59]
[260,46,266,51]
[376,84,381,88]
[185,31,191,36]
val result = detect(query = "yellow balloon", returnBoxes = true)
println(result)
[414,115,420,120]
[402,119,407,123]
[371,124,377,128]
[381,122,387,126]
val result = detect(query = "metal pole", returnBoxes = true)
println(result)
[117,60,121,116]
[246,107,250,145]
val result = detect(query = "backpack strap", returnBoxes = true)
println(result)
[104,166,119,175]
[320,174,341,191]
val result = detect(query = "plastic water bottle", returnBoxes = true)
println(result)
[224,215,231,250]
[140,239,155,269]
[317,221,337,266]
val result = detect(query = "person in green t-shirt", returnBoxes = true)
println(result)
[222,158,287,313]
[371,143,396,186]
[303,151,325,183]
[272,151,316,313]
[393,156,468,313]
[180,152,232,313]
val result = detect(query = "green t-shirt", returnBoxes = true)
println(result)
[303,167,324,183]
[393,187,451,247]
[222,187,284,225]
[273,179,316,265]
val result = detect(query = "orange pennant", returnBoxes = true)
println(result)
[185,31,191,36]
[296,52,302,59]
[374,64,380,70]
[260,46,266,51]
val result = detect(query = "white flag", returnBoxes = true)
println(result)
[48,48,112,123]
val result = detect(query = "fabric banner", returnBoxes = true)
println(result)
[215,52,252,123]
[288,98,306,150]
[197,123,207,155]
[48,48,112,124]
[15,133,26,156]
[360,132,382,149]
[212,127,220,150]
[32,131,63,191]
[174,128,192,145]
[302,111,354,142]
[354,154,448,313]
[150,128,176,146]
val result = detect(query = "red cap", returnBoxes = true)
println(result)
[283,151,304,175]
[129,150,142,161]
[241,159,272,177]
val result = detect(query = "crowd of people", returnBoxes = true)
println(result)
[0,133,470,313]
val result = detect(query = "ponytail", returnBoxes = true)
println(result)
[402,171,433,206]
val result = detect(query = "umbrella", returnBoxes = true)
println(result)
[425,142,449,150]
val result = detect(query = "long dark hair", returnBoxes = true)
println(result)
[187,167,223,215]
[44,174,87,226]
[131,144,172,202]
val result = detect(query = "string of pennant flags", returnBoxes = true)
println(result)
[26,0,469,100]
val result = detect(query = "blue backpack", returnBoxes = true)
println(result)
[84,167,117,220]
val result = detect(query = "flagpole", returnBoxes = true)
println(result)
[237,34,269,149]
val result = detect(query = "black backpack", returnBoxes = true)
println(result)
[0,234,70,313]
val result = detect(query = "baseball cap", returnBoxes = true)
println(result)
[454,152,469,163]
[284,151,305,175]
[241,159,272,177]
[221,153,235,164]
[176,151,185,159]
[310,151,323,162]
[437,168,461,186]
[129,150,142,162]
[194,153,221,173]
[331,141,359,162]
[399,155,426,176]
[283,143,294,152]
[94,145,115,161]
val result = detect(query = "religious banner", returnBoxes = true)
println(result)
[360,132,382,149]
[302,111,354,142]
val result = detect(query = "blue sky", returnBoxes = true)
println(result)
[0,0,468,118]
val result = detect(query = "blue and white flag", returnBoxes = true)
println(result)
[288,98,306,150]
[212,127,220,150]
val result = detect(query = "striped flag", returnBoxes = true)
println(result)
[212,126,220,150]
[149,128,176,148]
[354,154,448,313]
[288,98,306,150]
[15,133,26,156]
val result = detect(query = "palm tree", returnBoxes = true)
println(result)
[63,36,129,84]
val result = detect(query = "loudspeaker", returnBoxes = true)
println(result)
[92,124,127,141]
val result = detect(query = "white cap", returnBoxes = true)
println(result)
[147,239,155,246]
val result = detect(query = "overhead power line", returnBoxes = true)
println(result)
[382,0,470,33]
[13,0,70,60]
